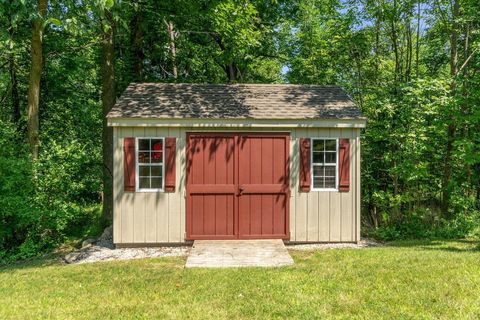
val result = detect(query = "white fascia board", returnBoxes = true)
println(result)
[107,118,367,128]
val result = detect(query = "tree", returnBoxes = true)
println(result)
[130,0,144,81]
[441,0,459,216]
[26,0,47,159]
[100,1,116,221]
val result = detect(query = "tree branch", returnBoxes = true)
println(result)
[456,49,477,76]
[46,40,98,58]
[0,60,9,70]
[0,84,11,105]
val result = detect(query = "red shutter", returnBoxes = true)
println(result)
[339,138,350,192]
[124,137,136,192]
[164,137,176,192]
[299,138,311,192]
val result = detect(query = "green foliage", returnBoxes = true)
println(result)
[0,0,104,262]
[282,0,480,239]
[365,209,480,241]
[0,120,103,263]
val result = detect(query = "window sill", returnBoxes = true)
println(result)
[135,189,165,193]
[310,188,339,192]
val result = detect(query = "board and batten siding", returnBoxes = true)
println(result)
[113,126,361,244]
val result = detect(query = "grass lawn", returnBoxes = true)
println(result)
[1,240,479,319]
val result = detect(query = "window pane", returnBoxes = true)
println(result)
[151,153,163,163]
[325,140,336,151]
[139,139,150,151]
[139,177,150,189]
[325,177,335,188]
[152,139,163,149]
[151,166,162,177]
[312,152,324,163]
[151,140,163,163]
[151,177,163,189]
[312,140,324,152]
[311,139,337,189]
[139,152,150,163]
[324,166,336,177]
[137,138,164,190]
[313,177,324,189]
[325,152,336,164]
[139,166,150,176]
[313,165,324,177]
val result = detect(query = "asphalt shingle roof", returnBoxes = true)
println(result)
[107,83,364,120]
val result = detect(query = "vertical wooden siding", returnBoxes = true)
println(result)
[113,126,360,244]
[290,128,360,242]
[113,126,185,243]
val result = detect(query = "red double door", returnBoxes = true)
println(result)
[186,133,290,240]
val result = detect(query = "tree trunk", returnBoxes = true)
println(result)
[130,2,144,81]
[101,8,116,221]
[225,62,238,83]
[164,19,177,79]
[26,0,47,159]
[391,0,400,85]
[415,1,421,78]
[442,0,459,217]
[391,22,400,84]
[354,52,364,109]
[374,15,380,79]
[405,17,413,81]
[211,34,237,83]
[476,164,480,209]
[373,206,379,229]
[9,55,20,124]
[8,2,20,125]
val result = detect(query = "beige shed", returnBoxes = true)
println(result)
[107,83,366,246]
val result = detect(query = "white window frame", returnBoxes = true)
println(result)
[310,138,339,192]
[135,137,165,192]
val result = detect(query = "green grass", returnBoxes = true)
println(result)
[1,240,479,319]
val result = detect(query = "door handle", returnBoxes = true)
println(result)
[238,186,245,196]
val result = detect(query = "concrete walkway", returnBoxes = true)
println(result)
[185,239,294,268]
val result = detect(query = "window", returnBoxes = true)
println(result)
[311,138,338,190]
[136,138,164,191]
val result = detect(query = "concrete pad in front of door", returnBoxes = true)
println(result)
[185,239,294,268]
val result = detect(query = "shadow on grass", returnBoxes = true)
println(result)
[386,239,480,253]
[0,253,64,272]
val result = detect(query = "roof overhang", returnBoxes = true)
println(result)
[107,117,367,128]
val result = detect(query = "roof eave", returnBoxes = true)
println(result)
[107,117,367,128]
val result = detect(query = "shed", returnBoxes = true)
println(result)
[107,83,366,246]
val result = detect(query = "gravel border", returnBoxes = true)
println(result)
[287,238,382,251]
[65,227,381,264]
[65,245,191,264]
[64,226,190,264]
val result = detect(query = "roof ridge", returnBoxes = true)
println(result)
[130,82,343,88]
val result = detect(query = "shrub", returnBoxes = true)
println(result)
[364,209,480,241]
[0,121,103,264]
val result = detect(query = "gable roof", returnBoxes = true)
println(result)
[107,83,364,120]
